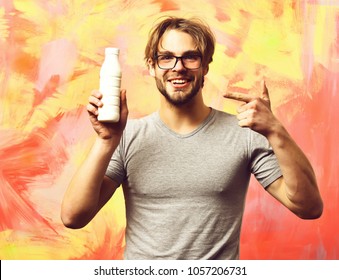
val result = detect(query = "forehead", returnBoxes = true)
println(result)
[158,29,197,54]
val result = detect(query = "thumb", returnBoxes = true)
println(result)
[120,89,129,121]
[261,80,270,101]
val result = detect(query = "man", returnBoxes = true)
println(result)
[61,17,323,259]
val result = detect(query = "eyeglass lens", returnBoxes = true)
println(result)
[157,55,201,69]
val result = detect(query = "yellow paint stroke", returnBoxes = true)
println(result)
[1,0,338,260]
[0,7,9,41]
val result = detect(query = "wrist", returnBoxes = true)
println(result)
[266,122,290,147]
[94,135,120,153]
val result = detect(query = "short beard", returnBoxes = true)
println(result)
[155,75,204,107]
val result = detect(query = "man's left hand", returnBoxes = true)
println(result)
[223,81,280,138]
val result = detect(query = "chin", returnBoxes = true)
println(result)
[164,91,198,106]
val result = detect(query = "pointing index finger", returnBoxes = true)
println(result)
[223,91,254,103]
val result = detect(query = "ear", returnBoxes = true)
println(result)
[203,65,209,76]
[148,58,155,77]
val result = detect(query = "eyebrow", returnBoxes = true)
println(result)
[157,50,201,56]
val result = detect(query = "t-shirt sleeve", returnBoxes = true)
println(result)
[105,138,126,186]
[249,131,282,188]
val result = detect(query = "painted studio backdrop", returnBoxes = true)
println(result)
[1,0,338,260]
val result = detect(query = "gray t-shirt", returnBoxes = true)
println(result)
[106,108,282,259]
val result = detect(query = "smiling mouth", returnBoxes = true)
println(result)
[168,78,191,87]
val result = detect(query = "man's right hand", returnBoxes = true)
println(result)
[87,89,129,140]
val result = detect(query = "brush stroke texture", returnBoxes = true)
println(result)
[0,0,338,259]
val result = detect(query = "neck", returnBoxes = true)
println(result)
[159,92,211,134]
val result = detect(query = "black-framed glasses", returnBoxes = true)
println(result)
[155,54,202,70]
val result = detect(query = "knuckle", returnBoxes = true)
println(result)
[252,98,261,105]
[91,90,102,99]
[245,109,255,118]
[88,96,100,107]
[87,104,97,115]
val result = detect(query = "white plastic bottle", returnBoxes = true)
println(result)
[98,47,121,122]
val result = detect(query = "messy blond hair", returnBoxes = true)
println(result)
[145,16,216,68]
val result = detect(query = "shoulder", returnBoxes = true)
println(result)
[209,108,269,147]
[122,113,157,140]
[125,113,156,129]
[210,108,245,132]
[212,108,237,123]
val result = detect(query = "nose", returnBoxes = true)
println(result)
[172,57,186,71]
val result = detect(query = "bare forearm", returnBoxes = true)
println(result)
[267,124,323,218]
[61,137,119,227]
[223,84,322,218]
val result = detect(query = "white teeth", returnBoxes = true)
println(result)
[172,79,187,84]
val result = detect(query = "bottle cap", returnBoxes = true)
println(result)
[105,47,120,55]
